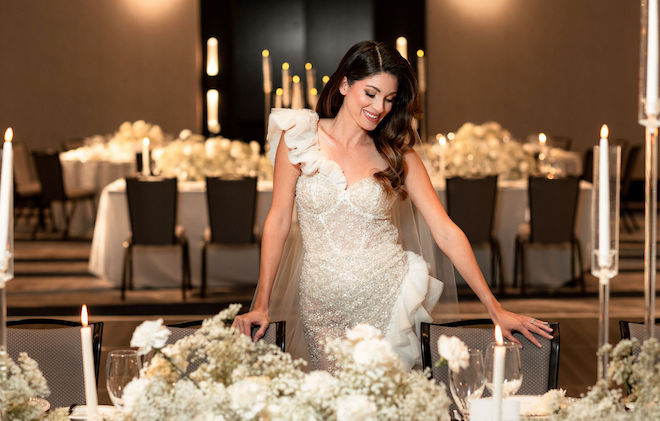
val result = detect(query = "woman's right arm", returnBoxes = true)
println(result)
[232,131,300,339]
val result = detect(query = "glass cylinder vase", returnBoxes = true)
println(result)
[591,145,621,278]
[640,0,660,125]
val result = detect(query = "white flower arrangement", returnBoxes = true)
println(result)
[419,122,534,181]
[130,318,172,356]
[0,352,69,420]
[152,136,262,181]
[112,120,164,147]
[114,305,451,421]
[436,335,469,373]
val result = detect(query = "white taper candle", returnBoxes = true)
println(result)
[80,305,98,420]
[647,0,659,115]
[0,129,13,272]
[598,125,610,268]
[493,325,505,421]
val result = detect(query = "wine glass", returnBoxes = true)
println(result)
[449,349,486,419]
[106,349,141,409]
[484,342,523,397]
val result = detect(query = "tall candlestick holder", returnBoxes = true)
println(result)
[0,192,13,421]
[639,0,659,341]
[591,144,621,380]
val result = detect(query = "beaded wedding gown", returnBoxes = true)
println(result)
[267,108,445,370]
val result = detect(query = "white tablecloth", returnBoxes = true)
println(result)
[89,178,591,290]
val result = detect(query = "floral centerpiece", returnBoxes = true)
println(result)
[115,305,451,421]
[152,131,262,182]
[111,120,164,147]
[419,122,534,181]
[0,352,68,420]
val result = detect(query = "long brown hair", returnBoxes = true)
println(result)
[316,40,421,199]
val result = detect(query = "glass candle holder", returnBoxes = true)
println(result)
[591,144,621,279]
[640,0,660,124]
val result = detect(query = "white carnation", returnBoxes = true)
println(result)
[346,323,382,342]
[130,318,171,356]
[437,335,469,372]
[353,338,394,366]
[336,394,377,421]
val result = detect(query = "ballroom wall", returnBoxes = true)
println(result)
[0,0,200,150]
[426,0,643,157]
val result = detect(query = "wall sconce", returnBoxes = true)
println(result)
[207,89,220,134]
[206,37,219,76]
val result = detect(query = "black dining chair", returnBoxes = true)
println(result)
[446,176,504,293]
[201,176,259,297]
[514,176,583,294]
[421,320,560,397]
[620,144,641,233]
[12,142,49,236]
[31,150,95,238]
[122,177,191,300]
[7,318,104,409]
[166,320,286,352]
[619,319,660,341]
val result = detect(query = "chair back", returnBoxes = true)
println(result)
[528,176,579,243]
[31,151,66,202]
[166,320,285,352]
[619,320,660,341]
[13,142,39,189]
[549,136,572,150]
[581,149,593,183]
[620,145,641,198]
[125,177,178,245]
[421,320,559,395]
[7,319,103,409]
[446,176,497,244]
[205,177,258,244]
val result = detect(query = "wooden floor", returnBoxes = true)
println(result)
[5,214,660,404]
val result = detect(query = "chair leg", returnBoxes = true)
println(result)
[495,240,505,296]
[513,237,520,289]
[201,243,208,298]
[574,238,585,294]
[490,241,496,289]
[520,244,527,295]
[121,243,130,300]
[128,245,134,290]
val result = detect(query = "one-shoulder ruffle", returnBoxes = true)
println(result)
[266,108,346,190]
[384,251,444,370]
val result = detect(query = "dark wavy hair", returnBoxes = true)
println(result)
[316,40,420,199]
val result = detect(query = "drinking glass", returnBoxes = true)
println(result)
[106,350,141,408]
[449,349,486,419]
[484,342,523,397]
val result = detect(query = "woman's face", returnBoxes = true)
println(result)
[340,72,398,131]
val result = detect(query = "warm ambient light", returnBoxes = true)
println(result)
[4,128,13,143]
[206,37,219,76]
[539,133,547,145]
[601,124,609,139]
[81,304,89,327]
[142,137,149,147]
[276,88,283,96]
[282,62,290,70]
[417,49,424,58]
[437,135,447,146]
[310,88,318,95]
[322,75,330,84]
[495,325,503,345]
[292,75,300,83]
[262,49,269,58]
[305,62,312,70]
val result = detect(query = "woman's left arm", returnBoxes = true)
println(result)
[403,149,553,346]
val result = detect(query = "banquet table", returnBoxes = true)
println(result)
[89,178,591,290]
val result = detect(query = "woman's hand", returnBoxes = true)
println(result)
[490,307,554,347]
[232,309,270,341]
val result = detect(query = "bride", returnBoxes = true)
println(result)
[233,40,552,370]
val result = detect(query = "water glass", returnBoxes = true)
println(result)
[449,349,486,419]
[484,342,523,397]
[106,350,141,408]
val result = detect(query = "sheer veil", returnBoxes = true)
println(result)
[252,111,459,364]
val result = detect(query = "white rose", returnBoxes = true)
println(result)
[353,338,394,366]
[179,129,193,140]
[336,395,377,421]
[346,323,382,342]
[437,335,469,372]
[130,318,171,355]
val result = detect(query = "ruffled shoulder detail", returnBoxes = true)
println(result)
[266,108,346,189]
[385,251,444,370]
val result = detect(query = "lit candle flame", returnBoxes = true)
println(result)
[276,88,283,96]
[600,124,609,139]
[447,132,455,141]
[142,137,149,147]
[539,133,547,145]
[310,88,318,96]
[282,62,289,70]
[262,49,269,58]
[495,325,503,345]
[81,304,89,327]
[4,128,13,143]
[292,75,300,83]
[305,62,312,70]
[322,75,330,84]
[417,49,424,58]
